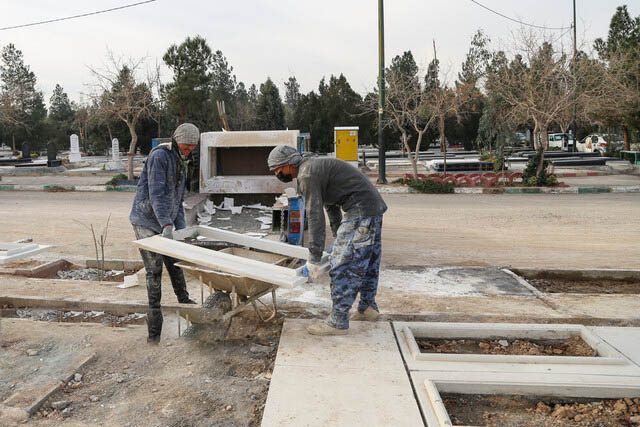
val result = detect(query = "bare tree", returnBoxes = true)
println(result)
[88,54,158,180]
[486,31,579,178]
[369,66,438,178]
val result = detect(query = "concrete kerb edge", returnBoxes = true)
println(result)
[377,185,640,195]
[0,183,636,194]
[23,352,96,416]
[0,184,137,192]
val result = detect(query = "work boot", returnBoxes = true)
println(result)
[307,321,348,336]
[350,307,380,321]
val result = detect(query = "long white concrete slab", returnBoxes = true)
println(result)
[261,319,424,427]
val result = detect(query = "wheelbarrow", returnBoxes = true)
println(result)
[175,247,300,324]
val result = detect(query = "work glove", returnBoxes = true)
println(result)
[302,262,322,282]
[161,224,174,239]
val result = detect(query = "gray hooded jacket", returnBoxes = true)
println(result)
[296,157,387,262]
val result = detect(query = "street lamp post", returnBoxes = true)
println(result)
[377,0,387,184]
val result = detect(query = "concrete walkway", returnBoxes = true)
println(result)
[261,319,424,427]
[263,321,640,426]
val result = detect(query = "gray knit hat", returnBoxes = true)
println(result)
[268,145,303,170]
[173,123,200,146]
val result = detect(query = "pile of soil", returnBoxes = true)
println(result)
[442,393,640,426]
[417,336,596,356]
[528,278,640,294]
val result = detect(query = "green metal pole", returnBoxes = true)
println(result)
[572,0,577,151]
[377,0,387,184]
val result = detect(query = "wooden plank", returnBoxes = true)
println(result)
[133,236,305,288]
[195,225,310,259]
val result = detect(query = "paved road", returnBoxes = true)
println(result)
[1,191,638,269]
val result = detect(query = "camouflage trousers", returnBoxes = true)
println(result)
[328,215,383,329]
[133,225,191,339]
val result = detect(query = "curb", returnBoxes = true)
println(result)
[376,185,640,195]
[0,183,638,195]
[0,184,137,192]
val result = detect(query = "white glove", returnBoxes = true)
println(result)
[302,262,322,282]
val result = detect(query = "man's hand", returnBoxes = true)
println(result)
[161,224,174,239]
[302,262,322,282]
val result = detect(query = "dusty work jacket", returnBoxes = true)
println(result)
[129,142,187,234]
[296,157,387,262]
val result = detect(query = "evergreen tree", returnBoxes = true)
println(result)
[48,84,75,149]
[256,77,285,130]
[0,43,46,150]
[163,36,214,129]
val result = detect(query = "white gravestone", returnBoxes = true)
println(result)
[69,134,81,162]
[106,137,124,171]
[111,138,120,161]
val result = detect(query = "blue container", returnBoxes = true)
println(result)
[287,196,305,246]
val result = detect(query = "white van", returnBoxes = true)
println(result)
[547,133,574,151]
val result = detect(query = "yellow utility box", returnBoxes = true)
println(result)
[334,127,359,162]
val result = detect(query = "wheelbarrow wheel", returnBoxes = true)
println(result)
[183,292,232,343]
[204,291,232,313]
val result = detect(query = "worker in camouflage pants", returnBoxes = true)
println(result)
[267,145,387,335]
[329,215,383,330]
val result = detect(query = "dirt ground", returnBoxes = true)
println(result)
[442,394,640,426]
[0,191,638,268]
[1,191,638,426]
[1,314,281,427]
[416,336,596,357]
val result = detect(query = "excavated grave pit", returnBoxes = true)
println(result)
[1,307,146,326]
[0,259,143,282]
[416,336,597,357]
[528,277,640,294]
[441,393,640,426]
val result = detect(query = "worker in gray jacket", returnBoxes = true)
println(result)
[268,145,387,335]
[130,123,200,343]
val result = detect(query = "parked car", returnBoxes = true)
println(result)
[576,134,608,154]
[547,133,574,151]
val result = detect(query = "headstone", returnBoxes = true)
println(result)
[47,142,61,167]
[111,138,120,161]
[21,142,30,159]
[69,134,81,162]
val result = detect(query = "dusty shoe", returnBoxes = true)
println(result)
[307,321,348,336]
[351,307,380,321]
[178,298,197,304]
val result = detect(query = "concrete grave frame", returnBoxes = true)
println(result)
[414,373,640,427]
[0,242,51,264]
[394,322,628,367]
[199,130,299,194]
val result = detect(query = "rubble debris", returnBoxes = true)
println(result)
[443,394,640,427]
[56,268,125,281]
[417,336,596,356]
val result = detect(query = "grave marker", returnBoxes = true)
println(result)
[69,134,81,162]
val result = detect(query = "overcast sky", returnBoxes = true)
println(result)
[1,0,637,106]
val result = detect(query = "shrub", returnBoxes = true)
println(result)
[105,173,128,186]
[523,149,551,186]
[406,178,455,194]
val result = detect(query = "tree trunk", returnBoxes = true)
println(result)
[623,125,630,151]
[536,128,548,179]
[126,121,138,181]
[402,132,418,178]
[439,114,447,175]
